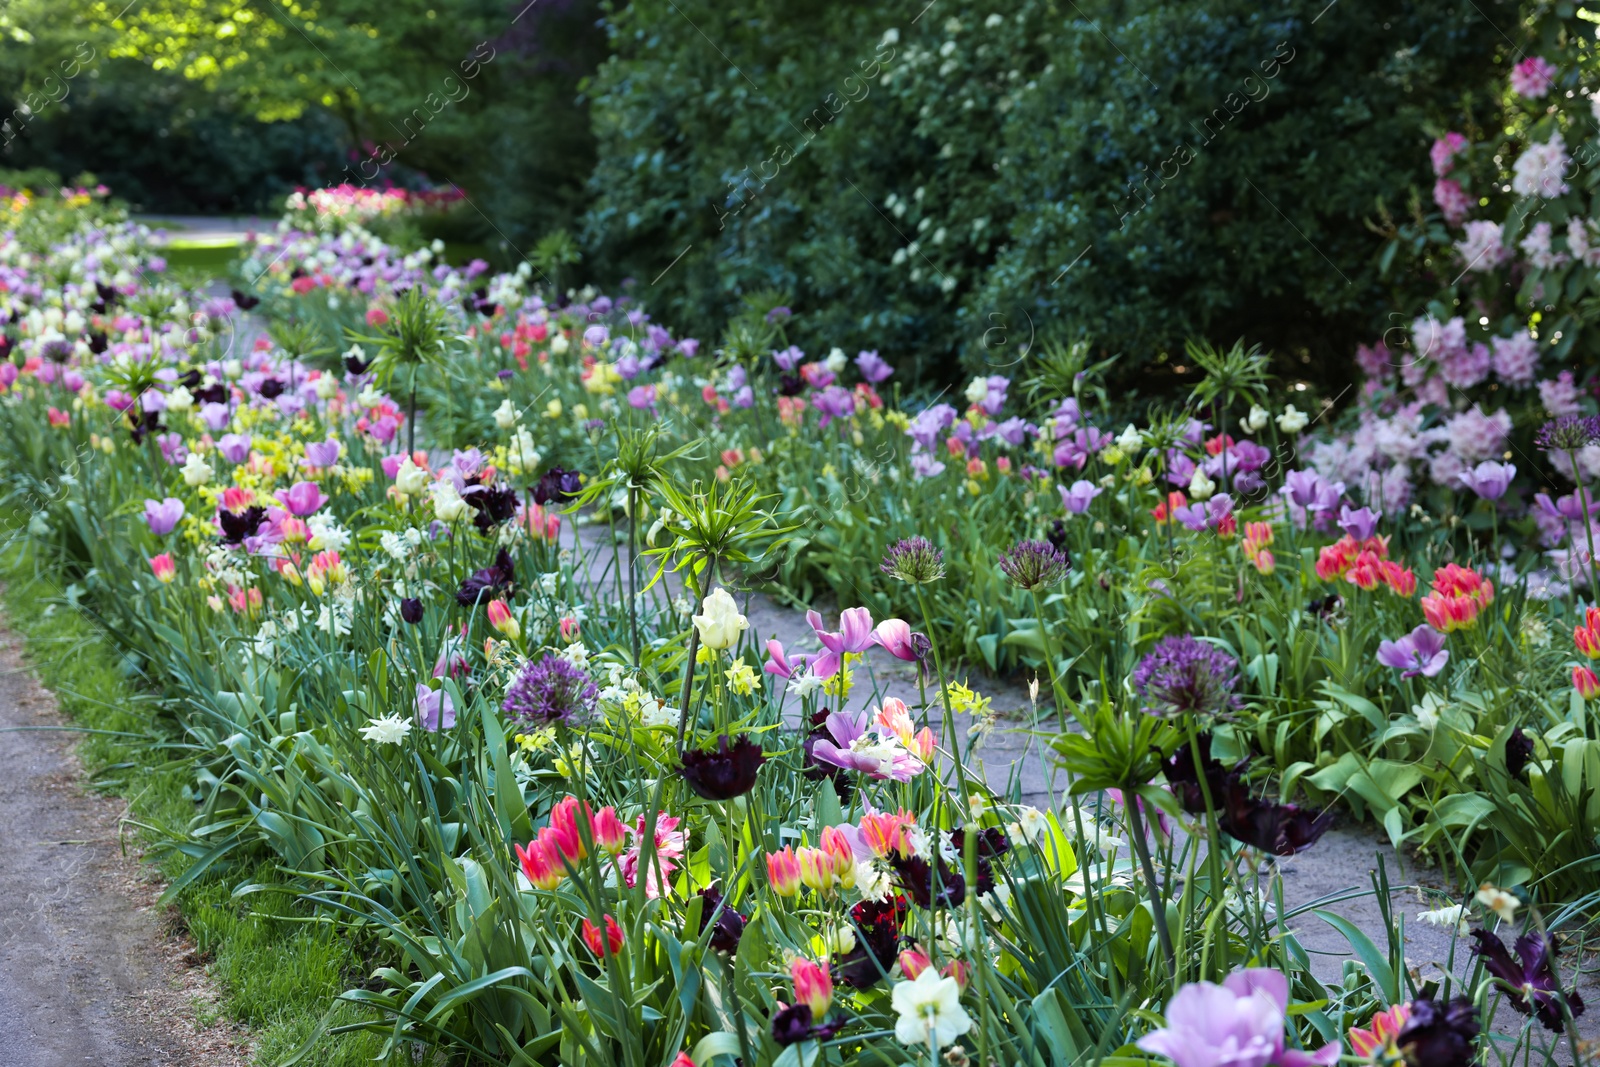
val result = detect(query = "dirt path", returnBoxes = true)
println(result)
[0,625,250,1067]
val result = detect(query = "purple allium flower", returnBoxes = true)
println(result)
[765,305,792,323]
[809,711,923,781]
[416,683,457,731]
[1133,635,1240,718]
[1457,461,1516,500]
[1535,415,1600,451]
[998,539,1071,590]
[1059,479,1102,514]
[880,536,945,584]
[1470,929,1585,1032]
[1136,968,1340,1067]
[502,655,598,726]
[144,497,185,536]
[854,349,893,383]
[679,734,766,799]
[1396,997,1480,1067]
[1337,505,1381,541]
[1376,625,1449,679]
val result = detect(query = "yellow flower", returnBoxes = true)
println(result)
[943,681,992,717]
[724,657,760,696]
[545,398,563,419]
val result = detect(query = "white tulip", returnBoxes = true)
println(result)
[692,587,748,650]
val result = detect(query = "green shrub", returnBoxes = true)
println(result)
[584,0,1501,390]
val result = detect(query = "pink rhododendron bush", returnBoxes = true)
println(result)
[0,84,1596,1067]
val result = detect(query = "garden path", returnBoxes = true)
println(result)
[0,622,250,1066]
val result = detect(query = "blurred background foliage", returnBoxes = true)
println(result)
[2,0,1515,389]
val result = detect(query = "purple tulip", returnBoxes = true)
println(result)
[1457,461,1516,501]
[415,683,457,731]
[304,438,342,468]
[1376,625,1449,679]
[763,639,810,679]
[773,345,804,371]
[978,375,1010,416]
[104,389,133,411]
[583,324,609,347]
[906,403,958,451]
[1337,505,1381,541]
[382,453,407,479]
[854,349,893,383]
[809,711,924,781]
[156,432,188,466]
[143,497,185,536]
[909,454,946,479]
[678,338,700,358]
[871,618,927,661]
[628,384,657,411]
[62,370,84,392]
[1173,494,1234,532]
[1137,968,1340,1067]
[199,402,232,431]
[1282,469,1327,508]
[1060,479,1102,514]
[1166,450,1198,487]
[814,385,857,427]
[277,481,327,517]
[806,607,876,678]
[218,433,252,464]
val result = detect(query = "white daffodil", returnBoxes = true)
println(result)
[360,714,413,745]
[891,969,973,1049]
[1476,883,1520,924]
[1417,904,1469,935]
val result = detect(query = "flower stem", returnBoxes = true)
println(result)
[1185,718,1229,976]
[1125,793,1177,978]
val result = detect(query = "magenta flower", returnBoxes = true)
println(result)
[1376,625,1449,679]
[415,683,457,731]
[1510,56,1556,99]
[763,639,810,679]
[1457,461,1516,501]
[277,481,327,517]
[871,618,927,662]
[1137,968,1339,1067]
[1430,131,1468,177]
[806,607,875,678]
[143,497,186,536]
[809,711,923,781]
[1059,480,1102,514]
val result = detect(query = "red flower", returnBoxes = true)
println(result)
[581,914,624,957]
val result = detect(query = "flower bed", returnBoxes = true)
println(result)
[0,175,1592,1065]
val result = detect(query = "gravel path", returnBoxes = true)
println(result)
[0,623,249,1066]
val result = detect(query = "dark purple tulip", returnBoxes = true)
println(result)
[887,853,966,909]
[1398,997,1480,1067]
[1217,777,1333,856]
[465,484,519,533]
[400,597,424,624]
[1471,929,1585,1031]
[679,735,766,800]
[1505,728,1534,781]
[697,887,746,955]
[218,505,266,545]
[456,549,516,607]
[771,1004,815,1046]
[832,898,904,989]
[532,467,582,504]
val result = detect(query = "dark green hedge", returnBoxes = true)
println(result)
[582,0,1502,391]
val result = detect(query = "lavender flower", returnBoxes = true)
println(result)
[1337,505,1381,541]
[1376,625,1449,679]
[1133,635,1240,718]
[1535,414,1600,452]
[1470,929,1585,1032]
[881,536,945,584]
[998,539,1071,590]
[1059,480,1101,514]
[854,349,894,383]
[502,655,598,726]
[1457,461,1516,500]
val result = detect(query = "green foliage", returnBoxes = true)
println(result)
[584,0,1500,388]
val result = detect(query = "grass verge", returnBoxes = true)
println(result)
[0,542,391,1067]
